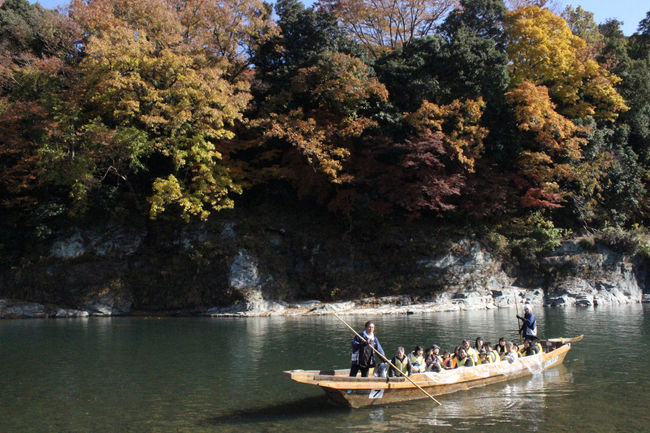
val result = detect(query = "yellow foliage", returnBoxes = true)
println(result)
[506,81,584,159]
[70,0,251,221]
[505,6,627,121]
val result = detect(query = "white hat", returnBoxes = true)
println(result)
[523,304,531,311]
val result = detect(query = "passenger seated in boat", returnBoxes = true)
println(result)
[521,339,540,356]
[496,337,507,358]
[374,362,389,377]
[485,343,499,363]
[458,348,476,367]
[349,321,385,377]
[475,336,485,353]
[425,346,442,372]
[441,352,453,369]
[513,343,522,357]
[451,346,462,368]
[409,345,426,373]
[478,349,488,364]
[463,340,479,365]
[505,341,519,363]
[388,346,411,377]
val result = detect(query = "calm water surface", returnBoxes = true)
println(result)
[1,305,648,432]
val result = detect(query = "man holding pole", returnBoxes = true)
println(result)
[517,304,538,340]
[335,313,441,405]
[349,321,385,377]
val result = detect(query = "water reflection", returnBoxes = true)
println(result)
[0,305,647,433]
[341,364,573,433]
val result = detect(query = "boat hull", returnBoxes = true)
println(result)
[286,341,574,408]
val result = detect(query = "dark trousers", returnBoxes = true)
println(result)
[349,364,370,377]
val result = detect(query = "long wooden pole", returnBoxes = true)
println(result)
[333,312,442,406]
[514,295,523,343]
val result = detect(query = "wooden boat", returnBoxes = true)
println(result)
[285,336,582,408]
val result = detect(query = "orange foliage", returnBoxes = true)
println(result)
[404,98,487,172]
[506,80,588,208]
[265,52,388,184]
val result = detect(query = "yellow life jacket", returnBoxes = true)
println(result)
[408,353,425,372]
[467,347,479,364]
[458,356,475,367]
[394,356,409,375]
[536,342,543,354]
[487,350,499,363]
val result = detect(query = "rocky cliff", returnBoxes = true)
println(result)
[1,205,648,319]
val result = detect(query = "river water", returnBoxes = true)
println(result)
[1,305,648,433]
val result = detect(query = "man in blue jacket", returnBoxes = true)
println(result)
[350,321,385,377]
[517,304,538,340]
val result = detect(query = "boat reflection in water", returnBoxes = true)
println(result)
[343,364,574,432]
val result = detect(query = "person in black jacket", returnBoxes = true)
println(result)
[349,321,385,377]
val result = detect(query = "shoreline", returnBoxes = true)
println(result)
[2,290,648,320]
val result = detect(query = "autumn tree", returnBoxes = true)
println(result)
[505,5,627,121]
[319,0,458,56]
[327,97,488,218]
[506,81,588,209]
[561,5,603,54]
[0,0,79,218]
[505,0,560,13]
[238,1,375,194]
[173,0,275,77]
[259,50,388,199]
[42,0,257,221]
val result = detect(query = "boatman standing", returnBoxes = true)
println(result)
[517,304,538,340]
[350,321,385,377]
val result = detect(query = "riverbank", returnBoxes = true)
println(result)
[2,203,649,319]
[2,288,649,320]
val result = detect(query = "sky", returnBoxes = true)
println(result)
[29,0,649,36]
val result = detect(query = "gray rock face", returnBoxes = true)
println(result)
[85,293,133,316]
[50,226,144,259]
[229,251,261,290]
[50,231,86,259]
[221,251,285,316]
[543,242,644,307]
[418,240,512,294]
[0,300,89,319]
[4,217,649,319]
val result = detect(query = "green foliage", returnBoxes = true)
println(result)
[497,212,570,260]
[562,6,603,50]
[636,235,650,260]
[374,0,509,111]
[0,0,78,58]
[592,226,642,254]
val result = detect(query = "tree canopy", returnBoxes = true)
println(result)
[1,0,649,234]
